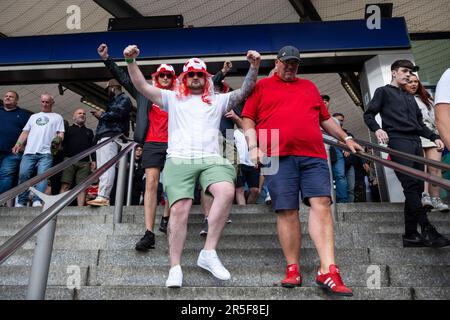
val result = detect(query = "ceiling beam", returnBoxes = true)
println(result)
[288,0,321,22]
[93,0,142,18]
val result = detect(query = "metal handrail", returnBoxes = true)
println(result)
[353,137,450,172]
[323,135,450,191]
[0,141,136,265]
[0,134,122,205]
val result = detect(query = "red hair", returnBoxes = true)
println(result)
[412,75,433,109]
[152,73,176,90]
[177,74,212,104]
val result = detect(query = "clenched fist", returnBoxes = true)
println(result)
[247,50,261,68]
[97,43,109,60]
[123,45,140,59]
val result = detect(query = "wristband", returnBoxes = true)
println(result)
[125,57,135,64]
[344,136,353,142]
[15,141,22,146]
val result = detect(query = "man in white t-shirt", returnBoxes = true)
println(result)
[124,44,260,288]
[13,94,65,207]
[435,68,450,149]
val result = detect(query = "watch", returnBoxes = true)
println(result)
[344,136,353,141]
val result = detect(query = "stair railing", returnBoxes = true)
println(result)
[0,135,137,299]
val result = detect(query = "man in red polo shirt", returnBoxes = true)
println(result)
[242,45,363,296]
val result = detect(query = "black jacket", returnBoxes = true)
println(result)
[103,57,151,144]
[364,84,440,141]
[95,92,132,141]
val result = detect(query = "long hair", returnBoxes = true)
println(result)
[151,74,176,90]
[412,75,433,109]
[176,74,213,105]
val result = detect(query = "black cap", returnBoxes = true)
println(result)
[390,59,419,72]
[277,45,301,62]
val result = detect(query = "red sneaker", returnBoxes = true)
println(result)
[316,264,353,296]
[281,264,302,288]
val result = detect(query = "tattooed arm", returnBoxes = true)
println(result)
[226,50,260,112]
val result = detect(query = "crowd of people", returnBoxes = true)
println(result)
[1,43,450,296]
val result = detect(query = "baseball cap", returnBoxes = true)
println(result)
[391,60,420,72]
[277,45,301,62]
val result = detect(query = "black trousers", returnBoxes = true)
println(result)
[388,137,431,234]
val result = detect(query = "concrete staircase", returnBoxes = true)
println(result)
[0,203,449,300]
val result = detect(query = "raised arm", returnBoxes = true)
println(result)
[123,45,163,107]
[98,43,138,98]
[227,51,260,112]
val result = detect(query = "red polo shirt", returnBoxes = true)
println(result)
[242,74,330,159]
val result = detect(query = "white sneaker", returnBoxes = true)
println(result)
[422,193,433,209]
[15,203,25,208]
[165,265,182,288]
[431,197,449,212]
[265,193,272,205]
[197,249,231,280]
[32,200,42,207]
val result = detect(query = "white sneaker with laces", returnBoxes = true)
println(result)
[197,249,231,280]
[165,265,182,288]
[422,193,433,209]
[431,197,449,212]
[32,200,42,207]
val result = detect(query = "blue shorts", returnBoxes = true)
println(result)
[264,156,332,211]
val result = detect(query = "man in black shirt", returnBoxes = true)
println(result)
[60,108,95,206]
[364,59,449,248]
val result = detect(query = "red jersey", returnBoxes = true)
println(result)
[241,74,330,159]
[145,104,168,143]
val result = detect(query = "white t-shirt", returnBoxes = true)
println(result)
[23,112,65,155]
[233,129,255,167]
[160,90,231,159]
[435,68,450,105]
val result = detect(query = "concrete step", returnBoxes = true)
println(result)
[0,285,74,300]
[0,249,98,267]
[75,286,415,300]
[2,220,449,238]
[97,248,370,267]
[89,264,450,287]
[0,265,89,286]
[343,211,450,222]
[6,232,449,251]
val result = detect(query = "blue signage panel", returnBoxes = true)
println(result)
[0,18,410,65]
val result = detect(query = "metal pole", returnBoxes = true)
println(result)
[114,155,128,224]
[126,146,136,206]
[26,216,57,300]
[325,144,338,222]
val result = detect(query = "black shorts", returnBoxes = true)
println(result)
[142,142,168,169]
[236,164,260,188]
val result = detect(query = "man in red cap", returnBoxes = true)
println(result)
[98,44,174,249]
[123,44,260,288]
[242,45,362,296]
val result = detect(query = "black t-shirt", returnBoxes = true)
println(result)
[63,124,95,162]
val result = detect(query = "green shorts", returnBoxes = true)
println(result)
[163,156,236,207]
[61,160,91,185]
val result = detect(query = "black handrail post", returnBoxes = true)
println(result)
[113,140,133,224]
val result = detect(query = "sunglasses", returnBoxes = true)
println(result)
[187,71,205,78]
[158,73,173,79]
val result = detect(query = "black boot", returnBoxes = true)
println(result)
[421,225,450,248]
[402,231,426,247]
[135,230,155,251]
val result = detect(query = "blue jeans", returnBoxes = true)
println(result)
[17,153,53,205]
[0,152,22,195]
[346,165,355,203]
[331,148,348,203]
